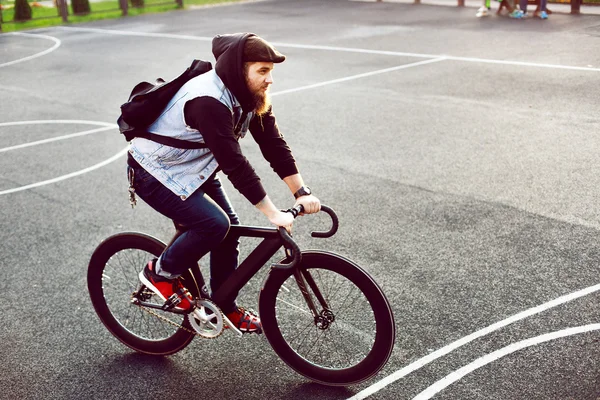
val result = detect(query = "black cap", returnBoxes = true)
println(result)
[243,35,286,63]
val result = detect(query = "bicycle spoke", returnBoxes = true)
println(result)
[276,297,312,315]
[303,327,326,361]
[331,320,367,364]
[142,308,155,338]
[113,253,134,289]
[285,317,318,350]
[102,247,180,340]
[325,328,352,367]
[328,283,358,320]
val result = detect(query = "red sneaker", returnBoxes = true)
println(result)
[138,260,193,311]
[225,307,262,334]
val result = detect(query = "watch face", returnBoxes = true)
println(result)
[295,186,311,198]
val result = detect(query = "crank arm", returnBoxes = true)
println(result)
[131,298,191,315]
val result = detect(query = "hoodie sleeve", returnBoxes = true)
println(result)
[249,106,299,179]
[184,96,267,205]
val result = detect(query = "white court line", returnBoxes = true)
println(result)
[0,120,117,153]
[56,26,438,59]
[272,57,447,96]
[0,120,123,196]
[0,120,116,128]
[347,282,600,400]
[0,126,114,153]
[57,26,215,42]
[413,323,600,400]
[442,55,600,72]
[0,32,61,68]
[58,26,600,72]
[0,147,129,196]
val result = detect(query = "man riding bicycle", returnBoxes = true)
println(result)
[126,33,320,333]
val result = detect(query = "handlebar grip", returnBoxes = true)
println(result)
[283,204,338,238]
[274,204,339,270]
[311,205,338,238]
[287,204,304,218]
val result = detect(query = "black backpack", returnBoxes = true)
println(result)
[117,59,213,149]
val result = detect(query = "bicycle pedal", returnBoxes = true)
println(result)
[161,293,183,310]
[132,285,153,302]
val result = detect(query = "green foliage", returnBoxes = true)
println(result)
[72,0,91,15]
[13,0,32,21]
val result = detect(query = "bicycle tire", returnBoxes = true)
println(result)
[87,232,198,355]
[259,251,395,386]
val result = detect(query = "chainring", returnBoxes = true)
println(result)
[187,299,224,339]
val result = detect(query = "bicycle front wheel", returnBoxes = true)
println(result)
[87,232,197,355]
[259,251,395,386]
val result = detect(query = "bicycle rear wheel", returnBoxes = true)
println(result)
[259,251,395,386]
[87,232,197,355]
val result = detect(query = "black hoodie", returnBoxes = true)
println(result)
[212,32,255,113]
[183,33,298,205]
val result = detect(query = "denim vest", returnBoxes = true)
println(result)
[128,69,253,200]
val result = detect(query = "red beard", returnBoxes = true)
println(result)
[250,88,271,116]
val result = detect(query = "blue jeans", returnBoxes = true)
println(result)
[128,163,240,313]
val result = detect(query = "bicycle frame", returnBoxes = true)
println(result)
[135,206,339,320]
[182,224,285,311]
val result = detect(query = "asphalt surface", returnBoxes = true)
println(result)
[1,0,600,399]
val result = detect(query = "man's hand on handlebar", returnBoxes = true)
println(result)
[294,195,321,215]
[256,193,321,233]
[272,204,338,270]
[255,195,295,232]
[268,210,294,233]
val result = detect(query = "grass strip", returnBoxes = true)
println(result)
[0,0,240,32]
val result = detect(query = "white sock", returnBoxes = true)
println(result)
[154,257,178,279]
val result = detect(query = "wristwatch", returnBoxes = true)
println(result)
[293,186,312,199]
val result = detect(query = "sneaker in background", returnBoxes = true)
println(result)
[476,6,489,17]
[509,9,524,18]
[539,10,549,19]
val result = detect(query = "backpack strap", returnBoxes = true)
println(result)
[118,116,208,149]
[130,129,208,150]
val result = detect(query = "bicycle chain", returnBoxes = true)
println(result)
[137,303,225,339]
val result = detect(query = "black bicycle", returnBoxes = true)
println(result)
[87,205,395,386]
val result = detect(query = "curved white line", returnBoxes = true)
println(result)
[57,26,214,42]
[0,120,124,196]
[0,120,118,152]
[0,33,61,68]
[413,324,600,400]
[347,282,600,400]
[0,126,115,153]
[0,147,129,196]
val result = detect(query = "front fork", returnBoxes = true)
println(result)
[286,248,335,330]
